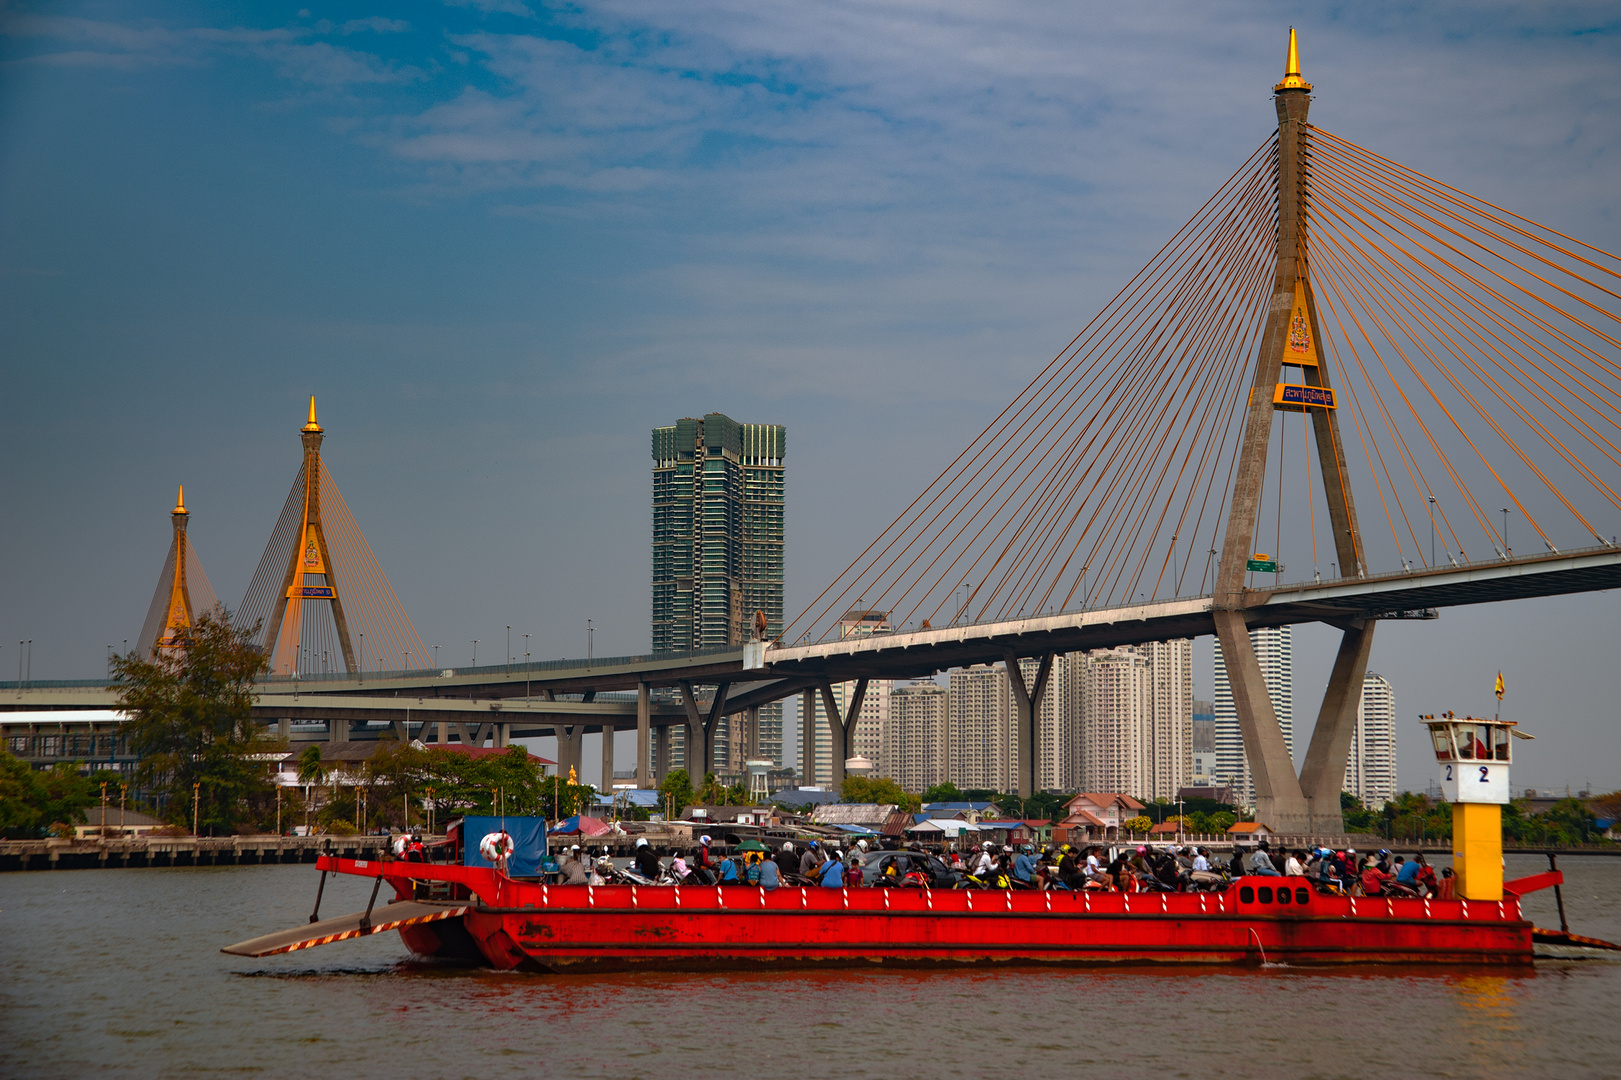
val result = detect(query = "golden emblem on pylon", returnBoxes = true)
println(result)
[303,538,321,567]
[1288,310,1311,354]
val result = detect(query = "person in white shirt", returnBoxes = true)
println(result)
[1191,848,1210,873]
[1284,850,1306,876]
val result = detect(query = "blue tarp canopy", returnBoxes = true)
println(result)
[462,815,548,877]
[831,823,877,834]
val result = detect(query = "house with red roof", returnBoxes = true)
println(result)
[1055,792,1148,840]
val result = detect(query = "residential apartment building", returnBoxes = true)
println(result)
[1344,671,1397,809]
[1211,625,1294,808]
[1069,640,1192,801]
[948,665,1016,792]
[652,413,786,767]
[884,681,949,792]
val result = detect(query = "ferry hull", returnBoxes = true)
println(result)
[310,858,1533,972]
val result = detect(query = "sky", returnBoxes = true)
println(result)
[2,1,1619,794]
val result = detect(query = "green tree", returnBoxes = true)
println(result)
[0,751,109,838]
[112,610,283,834]
[840,775,922,813]
[921,781,964,804]
[697,771,728,805]
[658,768,696,816]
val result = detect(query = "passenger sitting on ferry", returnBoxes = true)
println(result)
[758,851,781,891]
[1105,850,1131,891]
[1436,866,1456,900]
[1229,847,1248,877]
[1413,855,1437,897]
[1359,855,1393,897]
[1191,847,1211,873]
[972,843,996,879]
[718,852,743,885]
[799,841,823,879]
[948,847,965,872]
[590,854,613,885]
[774,842,798,881]
[1055,845,1082,890]
[406,832,426,862]
[633,837,661,880]
[695,835,715,870]
[845,852,864,888]
[818,853,845,888]
[560,845,589,885]
[1246,841,1282,877]
[1284,849,1306,876]
[1394,855,1422,890]
[1010,844,1037,887]
[670,852,691,880]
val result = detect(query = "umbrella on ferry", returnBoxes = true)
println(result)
[547,815,613,836]
[735,840,770,853]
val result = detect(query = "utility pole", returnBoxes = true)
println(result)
[506,626,511,673]
[587,620,594,669]
[1501,507,1511,558]
[192,781,201,837]
[471,639,478,666]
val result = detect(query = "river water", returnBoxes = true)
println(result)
[3,854,1620,1079]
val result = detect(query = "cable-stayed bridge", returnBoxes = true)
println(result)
[7,33,1621,833]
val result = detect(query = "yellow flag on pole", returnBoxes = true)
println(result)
[1494,671,1505,700]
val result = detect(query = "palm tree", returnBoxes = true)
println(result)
[297,745,325,831]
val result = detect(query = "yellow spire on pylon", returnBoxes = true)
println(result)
[1275,27,1311,92]
[302,396,322,433]
[173,485,188,515]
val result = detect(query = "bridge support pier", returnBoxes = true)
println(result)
[1298,618,1376,833]
[1006,653,1054,800]
[679,681,731,782]
[655,724,671,785]
[600,724,615,793]
[636,683,651,789]
[1214,610,1312,832]
[819,678,870,793]
[555,724,582,780]
[800,688,816,786]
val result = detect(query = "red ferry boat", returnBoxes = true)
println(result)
[223,853,1559,970]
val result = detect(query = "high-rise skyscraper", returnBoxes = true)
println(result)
[653,413,786,765]
[1344,671,1397,809]
[1212,625,1293,808]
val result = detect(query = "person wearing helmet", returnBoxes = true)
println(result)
[799,840,823,879]
[775,842,799,881]
[696,835,715,872]
[972,843,996,879]
[633,837,661,879]
[558,844,589,885]
[1012,843,1037,887]
[856,838,869,854]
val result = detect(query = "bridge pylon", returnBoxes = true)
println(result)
[1215,30,1368,834]
[236,398,430,677]
[135,486,221,657]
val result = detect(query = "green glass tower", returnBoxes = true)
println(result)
[652,413,786,766]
